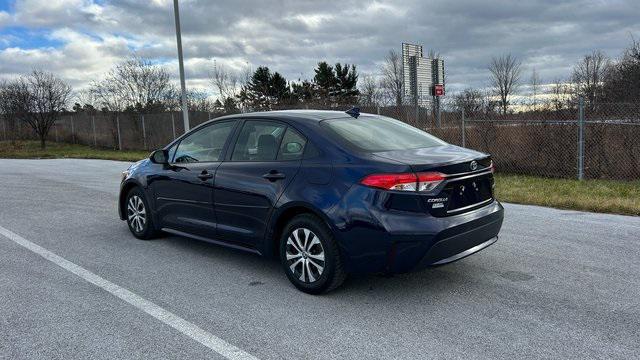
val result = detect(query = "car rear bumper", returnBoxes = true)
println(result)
[333,199,504,274]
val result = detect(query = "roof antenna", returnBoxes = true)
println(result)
[345,107,360,118]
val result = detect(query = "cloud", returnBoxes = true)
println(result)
[0,11,10,27]
[0,0,639,97]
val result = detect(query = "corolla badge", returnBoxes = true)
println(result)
[470,160,478,171]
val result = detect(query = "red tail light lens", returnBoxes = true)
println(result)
[360,172,446,192]
[417,172,445,192]
[360,173,418,191]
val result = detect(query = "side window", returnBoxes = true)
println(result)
[173,121,235,163]
[231,120,287,161]
[277,127,307,160]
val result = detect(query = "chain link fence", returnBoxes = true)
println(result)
[2,102,638,180]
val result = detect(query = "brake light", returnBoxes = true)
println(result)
[360,172,445,192]
[417,172,445,192]
[360,173,418,191]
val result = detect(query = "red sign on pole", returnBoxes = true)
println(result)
[433,84,445,97]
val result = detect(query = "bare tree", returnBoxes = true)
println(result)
[211,62,240,100]
[90,56,173,113]
[380,50,404,106]
[358,73,381,106]
[548,78,572,111]
[571,50,610,107]
[488,54,522,114]
[530,68,541,111]
[19,70,71,149]
[602,36,640,102]
[450,89,495,117]
[0,80,30,144]
[165,88,216,112]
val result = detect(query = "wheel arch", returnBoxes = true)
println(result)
[264,202,336,258]
[118,179,144,220]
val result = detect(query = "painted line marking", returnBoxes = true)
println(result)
[0,225,259,360]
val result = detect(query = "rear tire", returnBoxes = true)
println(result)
[125,187,158,240]
[280,214,346,294]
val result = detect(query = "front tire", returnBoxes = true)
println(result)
[280,214,346,294]
[125,187,158,240]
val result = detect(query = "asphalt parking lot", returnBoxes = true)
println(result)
[0,158,639,359]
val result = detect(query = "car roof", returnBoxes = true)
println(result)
[211,109,373,124]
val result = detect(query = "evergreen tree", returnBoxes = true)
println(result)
[238,66,292,110]
[292,80,314,102]
[313,62,337,105]
[334,63,359,105]
[271,72,291,105]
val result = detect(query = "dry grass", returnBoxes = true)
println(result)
[0,141,149,162]
[495,174,640,216]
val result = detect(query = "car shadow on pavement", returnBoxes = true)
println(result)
[156,232,485,301]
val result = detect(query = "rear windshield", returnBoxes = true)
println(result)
[321,115,447,152]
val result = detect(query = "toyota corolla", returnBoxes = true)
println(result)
[118,109,504,294]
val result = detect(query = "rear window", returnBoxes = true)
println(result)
[321,115,447,152]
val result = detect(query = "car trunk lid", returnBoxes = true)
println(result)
[371,145,495,216]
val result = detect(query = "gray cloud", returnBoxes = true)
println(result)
[1,0,639,96]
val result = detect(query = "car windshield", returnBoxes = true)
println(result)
[322,115,447,152]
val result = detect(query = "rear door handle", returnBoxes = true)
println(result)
[197,171,214,181]
[262,171,286,181]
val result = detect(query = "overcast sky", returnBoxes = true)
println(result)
[0,0,639,97]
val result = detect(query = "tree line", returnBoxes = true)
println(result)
[2,38,640,149]
[452,37,640,116]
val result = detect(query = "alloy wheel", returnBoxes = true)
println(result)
[285,228,325,283]
[127,195,146,233]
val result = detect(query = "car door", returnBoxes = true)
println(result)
[152,120,237,239]
[214,119,306,247]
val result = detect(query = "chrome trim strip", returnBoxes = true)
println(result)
[447,198,493,214]
[431,237,498,266]
[445,169,493,181]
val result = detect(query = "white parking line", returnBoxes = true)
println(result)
[0,225,259,360]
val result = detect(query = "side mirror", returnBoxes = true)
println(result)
[150,149,169,165]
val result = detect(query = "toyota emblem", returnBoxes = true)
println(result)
[470,160,478,171]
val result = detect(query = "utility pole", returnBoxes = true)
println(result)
[173,0,190,132]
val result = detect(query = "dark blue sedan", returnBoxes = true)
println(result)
[118,109,504,294]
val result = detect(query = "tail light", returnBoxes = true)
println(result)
[360,172,445,192]
[417,172,445,192]
[360,173,418,191]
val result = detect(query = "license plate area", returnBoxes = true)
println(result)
[444,175,493,214]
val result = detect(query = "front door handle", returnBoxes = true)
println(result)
[197,171,214,181]
[262,171,286,181]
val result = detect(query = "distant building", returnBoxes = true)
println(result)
[402,43,445,107]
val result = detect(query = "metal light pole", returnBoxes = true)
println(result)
[173,0,190,132]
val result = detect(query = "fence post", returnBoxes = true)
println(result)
[116,115,122,151]
[54,123,58,143]
[141,114,147,150]
[1,116,6,141]
[577,97,585,180]
[171,113,177,140]
[376,105,380,115]
[91,115,97,147]
[461,109,466,148]
[70,115,76,144]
